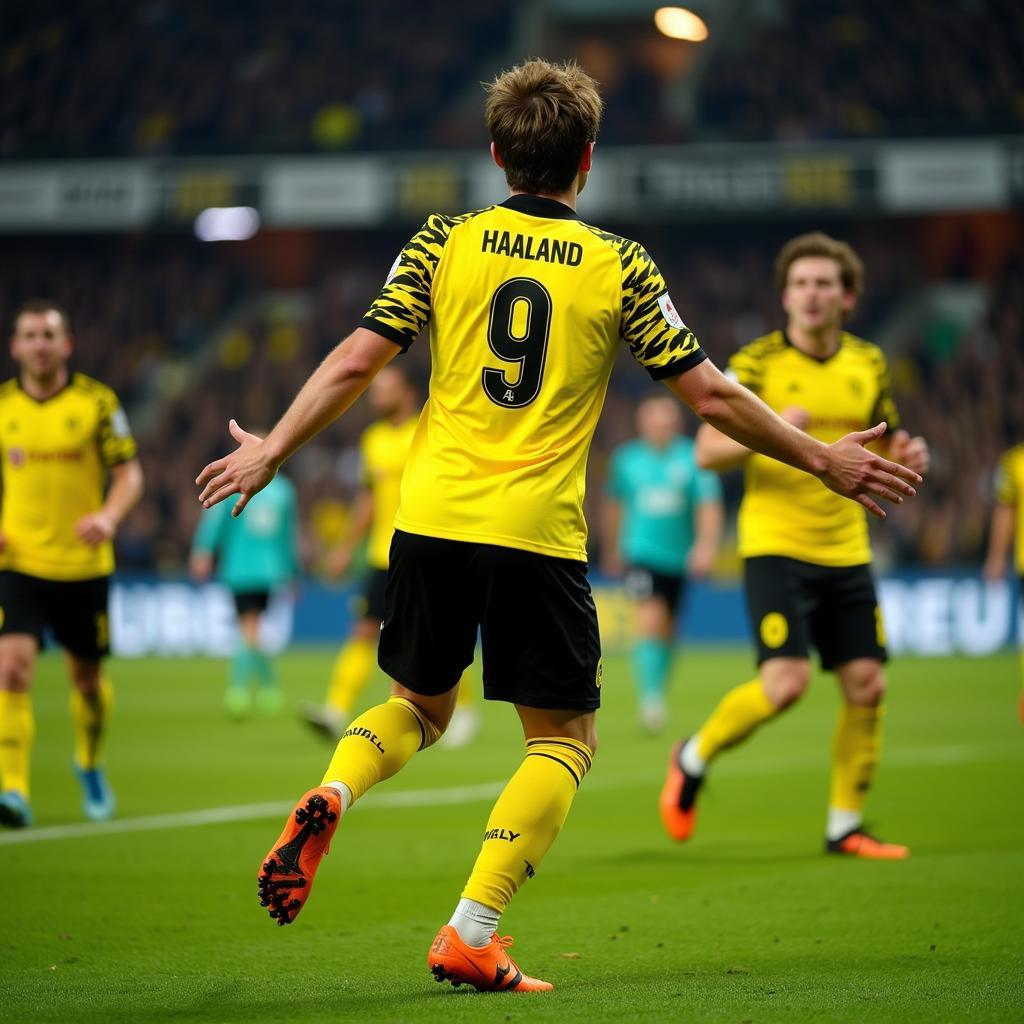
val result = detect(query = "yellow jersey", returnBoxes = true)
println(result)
[361,414,419,569]
[729,330,900,567]
[0,374,137,581]
[994,444,1024,573]
[362,194,704,561]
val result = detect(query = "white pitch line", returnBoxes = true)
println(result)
[0,781,505,848]
[0,743,1018,848]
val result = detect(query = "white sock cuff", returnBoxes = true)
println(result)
[449,898,500,948]
[325,781,353,815]
[680,737,707,777]
[826,807,863,841]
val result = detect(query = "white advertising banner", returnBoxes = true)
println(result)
[878,143,1006,212]
[262,159,386,226]
[110,583,294,657]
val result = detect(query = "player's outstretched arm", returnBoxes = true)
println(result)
[196,328,399,516]
[665,360,921,519]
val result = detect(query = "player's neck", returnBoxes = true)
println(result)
[786,322,841,359]
[20,366,68,401]
[509,187,578,212]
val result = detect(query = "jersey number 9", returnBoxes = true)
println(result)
[482,277,552,409]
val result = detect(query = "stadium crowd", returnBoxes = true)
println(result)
[1,0,514,157]
[696,0,1024,140]
[3,0,1020,156]
[1,223,1016,574]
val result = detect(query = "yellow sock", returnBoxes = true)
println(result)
[829,703,884,813]
[320,695,440,804]
[462,737,593,913]
[695,677,777,763]
[326,637,376,715]
[0,691,35,796]
[70,678,113,770]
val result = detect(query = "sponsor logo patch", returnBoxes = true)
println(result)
[657,293,686,330]
[760,612,789,649]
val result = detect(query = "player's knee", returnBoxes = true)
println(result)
[0,653,32,692]
[68,660,102,695]
[845,664,886,706]
[765,665,810,709]
[352,618,379,643]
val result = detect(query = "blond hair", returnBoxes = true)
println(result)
[485,59,603,195]
[774,232,865,298]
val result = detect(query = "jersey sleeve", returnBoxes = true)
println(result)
[868,349,901,434]
[95,384,138,466]
[693,466,723,504]
[994,450,1019,506]
[361,214,454,349]
[620,243,706,380]
[725,344,764,394]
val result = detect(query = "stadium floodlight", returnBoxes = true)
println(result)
[653,6,709,41]
[194,206,260,242]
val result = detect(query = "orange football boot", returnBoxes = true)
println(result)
[428,925,553,992]
[659,739,702,842]
[257,786,341,925]
[825,828,909,860]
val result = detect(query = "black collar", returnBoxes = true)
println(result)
[16,372,74,404]
[782,330,843,364]
[500,194,579,221]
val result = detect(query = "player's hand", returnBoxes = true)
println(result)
[687,542,715,579]
[819,422,921,519]
[324,546,353,580]
[0,530,5,552]
[196,420,276,517]
[75,512,116,547]
[888,429,931,476]
[781,406,811,430]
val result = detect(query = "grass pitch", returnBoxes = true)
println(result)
[3,646,1022,1023]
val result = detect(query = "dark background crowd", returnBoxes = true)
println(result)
[3,0,1021,155]
[1,0,1020,573]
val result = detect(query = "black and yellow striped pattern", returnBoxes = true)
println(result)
[525,736,593,788]
[362,209,492,347]
[581,224,702,378]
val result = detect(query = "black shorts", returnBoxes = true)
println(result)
[378,530,602,710]
[624,565,686,616]
[352,567,388,623]
[744,556,887,670]
[234,590,271,615]
[0,570,110,660]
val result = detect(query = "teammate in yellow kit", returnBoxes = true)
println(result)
[301,364,479,746]
[197,63,920,992]
[660,233,930,858]
[983,443,1024,720]
[0,300,144,827]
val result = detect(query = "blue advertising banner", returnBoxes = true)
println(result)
[107,573,1021,659]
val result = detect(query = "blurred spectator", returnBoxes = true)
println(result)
[0,1,513,157]
[2,222,1018,572]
